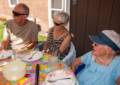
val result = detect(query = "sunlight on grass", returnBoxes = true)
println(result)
[38,34,47,42]
[0,21,5,42]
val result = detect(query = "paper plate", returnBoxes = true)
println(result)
[0,50,14,60]
[22,51,43,62]
[44,69,77,85]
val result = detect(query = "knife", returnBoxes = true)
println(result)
[35,64,40,85]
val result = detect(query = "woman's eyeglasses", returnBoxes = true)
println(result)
[53,21,63,26]
[93,43,99,46]
[12,11,28,16]
[93,43,105,47]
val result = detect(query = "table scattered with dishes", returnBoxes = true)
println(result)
[0,50,78,85]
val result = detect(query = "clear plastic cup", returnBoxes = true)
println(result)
[48,56,63,71]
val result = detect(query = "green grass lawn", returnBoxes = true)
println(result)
[0,21,47,42]
[0,21,5,42]
[38,34,47,42]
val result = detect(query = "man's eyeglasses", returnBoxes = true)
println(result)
[12,11,28,16]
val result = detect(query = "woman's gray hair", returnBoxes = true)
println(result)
[53,11,69,25]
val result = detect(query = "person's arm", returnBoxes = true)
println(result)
[59,33,71,53]
[25,41,37,49]
[72,51,92,71]
[117,76,120,85]
[71,57,81,71]
[116,62,120,85]
[23,22,39,50]
[43,41,48,51]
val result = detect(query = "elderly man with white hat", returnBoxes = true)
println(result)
[72,30,120,85]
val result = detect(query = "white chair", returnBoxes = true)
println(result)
[62,42,76,66]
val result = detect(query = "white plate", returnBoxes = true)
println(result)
[0,61,8,67]
[22,51,43,62]
[44,69,77,85]
[0,50,14,60]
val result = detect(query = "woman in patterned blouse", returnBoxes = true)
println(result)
[43,11,72,60]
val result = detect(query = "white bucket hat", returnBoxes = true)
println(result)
[89,30,120,51]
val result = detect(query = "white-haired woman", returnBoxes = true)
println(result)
[72,30,120,85]
[43,11,71,60]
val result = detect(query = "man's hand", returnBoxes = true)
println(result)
[24,41,36,49]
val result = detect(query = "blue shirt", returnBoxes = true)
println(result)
[77,51,120,85]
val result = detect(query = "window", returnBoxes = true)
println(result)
[48,0,70,28]
[8,0,19,7]
[52,0,62,9]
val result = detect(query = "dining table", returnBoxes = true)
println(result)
[0,50,79,85]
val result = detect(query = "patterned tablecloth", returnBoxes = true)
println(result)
[0,53,78,85]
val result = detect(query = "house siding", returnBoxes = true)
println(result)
[0,0,48,32]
